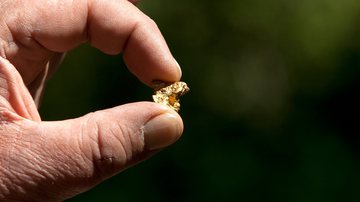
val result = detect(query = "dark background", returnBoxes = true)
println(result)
[40,0,360,201]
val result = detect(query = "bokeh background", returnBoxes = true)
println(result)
[40,0,360,201]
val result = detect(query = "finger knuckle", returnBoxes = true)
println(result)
[86,112,139,177]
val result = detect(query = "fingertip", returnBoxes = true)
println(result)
[97,101,184,151]
[143,107,183,150]
[174,59,183,79]
[125,53,182,87]
[122,16,182,86]
[87,0,181,86]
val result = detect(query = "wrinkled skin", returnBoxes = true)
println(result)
[0,0,183,201]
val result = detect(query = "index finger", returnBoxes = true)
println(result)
[34,0,182,86]
[89,0,182,86]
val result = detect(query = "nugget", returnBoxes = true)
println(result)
[152,81,189,112]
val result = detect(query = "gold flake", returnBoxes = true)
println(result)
[152,81,189,112]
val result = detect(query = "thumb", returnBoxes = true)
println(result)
[34,102,183,200]
[0,56,183,200]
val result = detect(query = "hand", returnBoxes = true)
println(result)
[0,0,183,201]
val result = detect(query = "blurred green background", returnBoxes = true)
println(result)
[40,0,360,201]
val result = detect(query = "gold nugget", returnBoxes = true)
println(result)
[152,81,190,112]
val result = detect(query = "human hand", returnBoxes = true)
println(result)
[0,0,183,201]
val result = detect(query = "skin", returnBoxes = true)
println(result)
[0,0,183,201]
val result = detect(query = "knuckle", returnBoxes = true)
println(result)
[85,112,143,176]
[144,16,159,30]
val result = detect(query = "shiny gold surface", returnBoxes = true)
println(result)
[152,81,189,112]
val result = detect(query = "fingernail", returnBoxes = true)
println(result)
[152,80,169,90]
[174,59,182,78]
[143,113,183,150]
